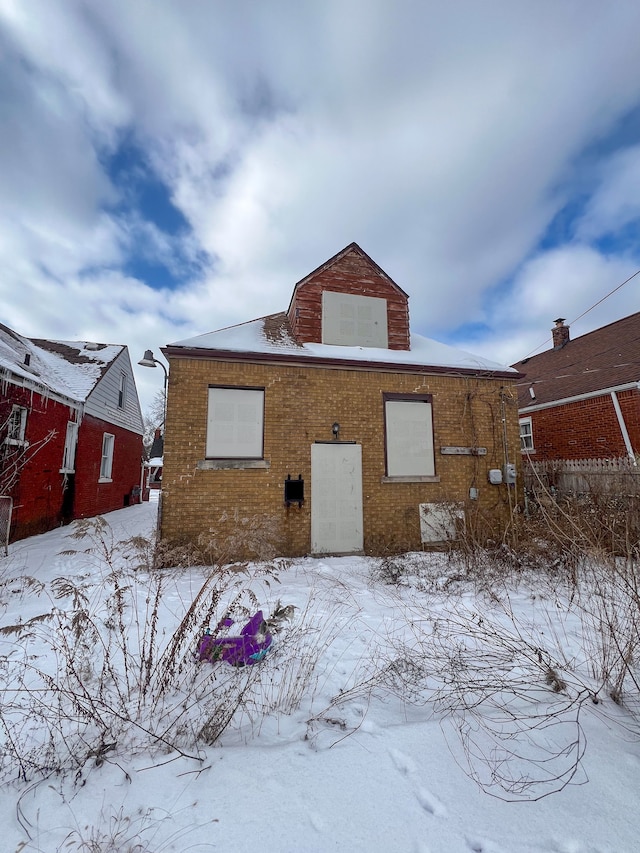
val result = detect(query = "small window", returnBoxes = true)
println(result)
[118,373,127,409]
[519,417,534,452]
[6,405,28,445]
[61,421,79,472]
[206,387,264,459]
[384,394,435,477]
[100,433,115,480]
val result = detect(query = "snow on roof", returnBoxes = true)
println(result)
[169,313,517,375]
[0,322,124,403]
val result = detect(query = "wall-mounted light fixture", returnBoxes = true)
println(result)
[529,386,536,400]
[332,422,340,440]
[138,349,169,427]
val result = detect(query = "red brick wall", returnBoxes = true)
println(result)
[1,387,144,542]
[74,415,144,519]
[529,389,640,460]
[288,249,410,349]
[1,387,74,539]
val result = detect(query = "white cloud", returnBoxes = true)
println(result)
[576,145,640,240]
[2,1,640,411]
[460,245,640,367]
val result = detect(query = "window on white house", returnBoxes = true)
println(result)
[100,433,115,480]
[322,291,388,348]
[118,372,127,409]
[61,421,78,472]
[519,417,534,452]
[6,405,28,445]
[384,394,435,477]
[206,387,264,459]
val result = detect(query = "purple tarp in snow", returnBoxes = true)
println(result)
[197,611,272,666]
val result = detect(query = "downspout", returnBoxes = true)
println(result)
[610,391,636,464]
[500,388,516,545]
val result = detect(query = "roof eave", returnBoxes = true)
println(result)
[0,367,83,408]
[162,345,519,380]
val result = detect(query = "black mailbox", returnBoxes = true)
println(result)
[284,474,304,507]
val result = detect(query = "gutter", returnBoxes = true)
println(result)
[520,381,640,413]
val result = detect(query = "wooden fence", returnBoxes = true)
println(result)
[523,457,640,496]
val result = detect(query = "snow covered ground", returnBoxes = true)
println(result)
[1,500,639,853]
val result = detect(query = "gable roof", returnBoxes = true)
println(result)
[0,321,125,405]
[167,311,517,377]
[287,242,409,313]
[513,311,640,410]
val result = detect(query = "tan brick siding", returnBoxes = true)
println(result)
[161,357,521,558]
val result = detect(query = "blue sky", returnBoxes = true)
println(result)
[1,0,640,411]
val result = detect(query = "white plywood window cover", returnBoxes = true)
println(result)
[322,291,388,348]
[385,400,435,477]
[207,388,264,458]
[419,503,465,543]
[62,421,79,472]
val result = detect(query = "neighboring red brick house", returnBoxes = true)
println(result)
[160,243,521,558]
[0,322,145,542]
[512,313,640,462]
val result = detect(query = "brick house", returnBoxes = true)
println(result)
[160,243,521,558]
[512,313,640,463]
[0,322,145,542]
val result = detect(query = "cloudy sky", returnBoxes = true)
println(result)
[2,0,640,412]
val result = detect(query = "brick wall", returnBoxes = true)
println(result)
[161,357,521,557]
[1,387,73,540]
[1,388,144,541]
[74,415,144,519]
[288,248,411,349]
[529,388,640,461]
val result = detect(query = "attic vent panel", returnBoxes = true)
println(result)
[322,291,388,347]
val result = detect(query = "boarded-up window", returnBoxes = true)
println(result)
[322,291,388,347]
[385,397,435,477]
[206,387,264,458]
[61,421,79,472]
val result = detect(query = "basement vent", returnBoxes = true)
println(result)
[419,502,465,544]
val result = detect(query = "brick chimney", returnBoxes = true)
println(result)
[552,317,570,350]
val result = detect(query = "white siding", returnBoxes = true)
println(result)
[85,349,144,435]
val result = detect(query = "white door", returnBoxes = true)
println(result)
[311,443,363,554]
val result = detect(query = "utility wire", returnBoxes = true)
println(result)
[569,267,640,326]
[521,266,640,361]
